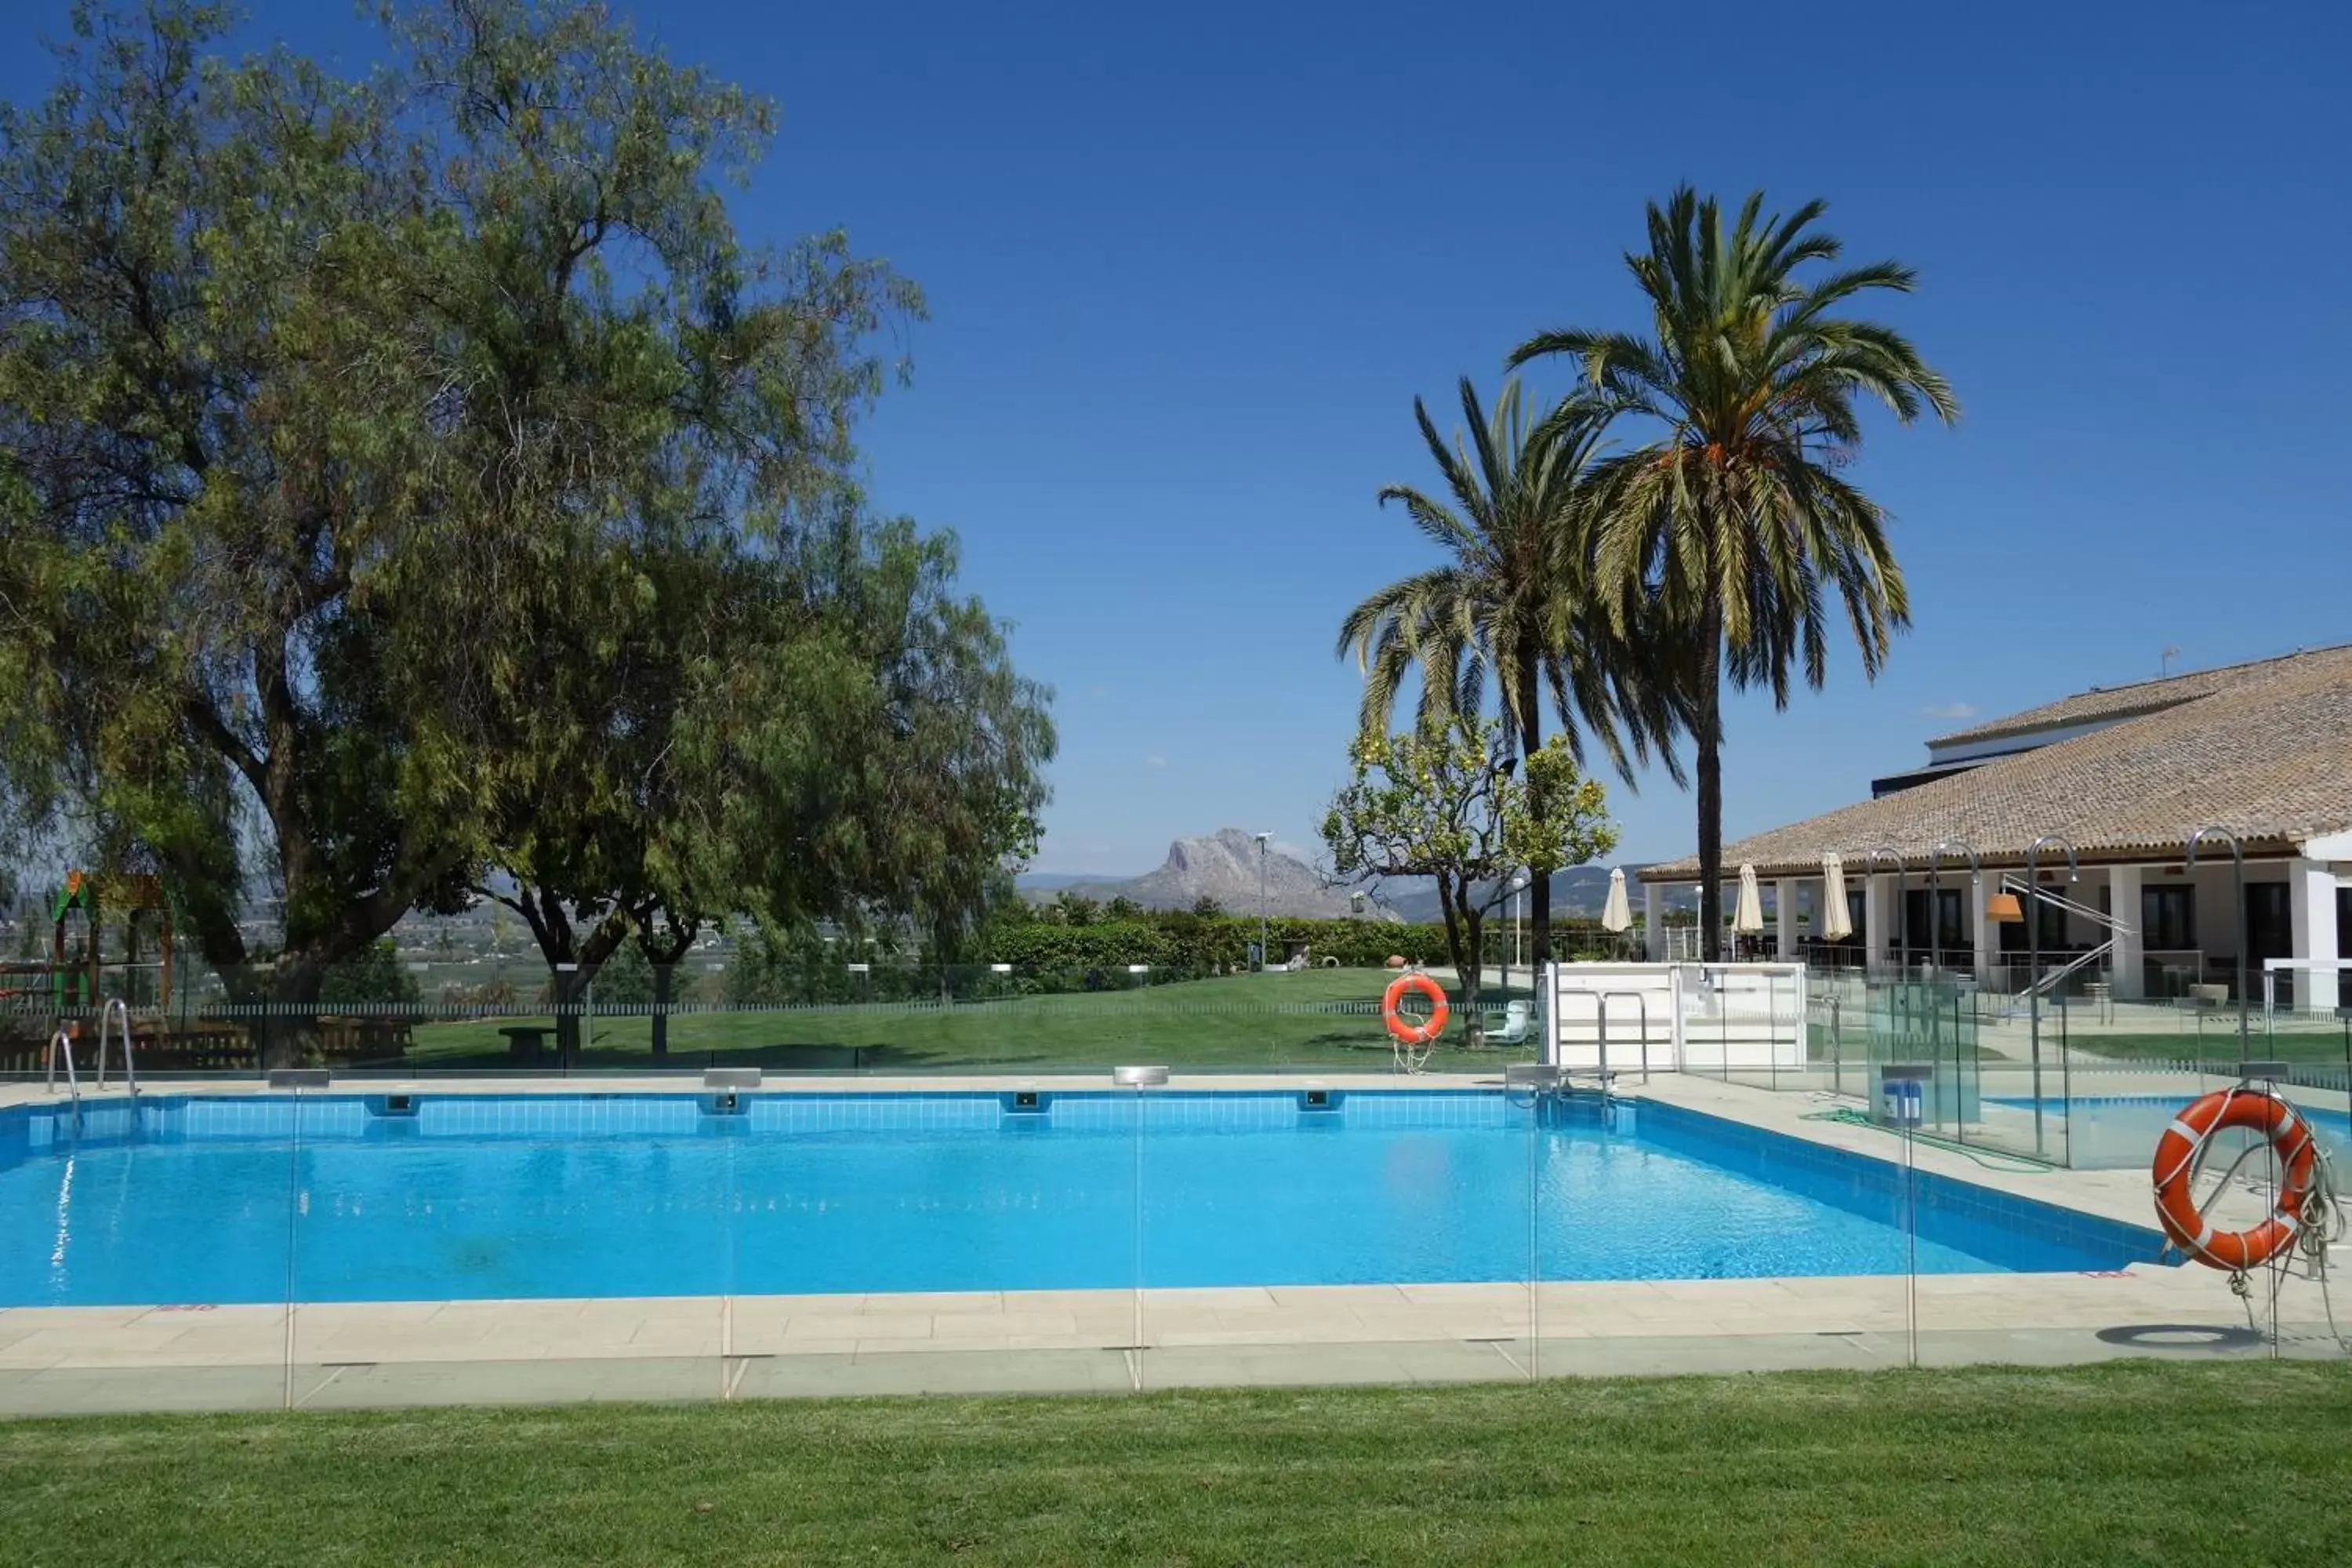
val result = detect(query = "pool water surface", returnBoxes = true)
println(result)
[0,1091,2163,1306]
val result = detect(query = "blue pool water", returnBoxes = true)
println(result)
[0,1092,2162,1306]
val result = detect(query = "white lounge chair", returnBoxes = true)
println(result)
[1490,999,1531,1046]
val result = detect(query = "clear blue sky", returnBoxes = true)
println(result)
[9,2,2349,875]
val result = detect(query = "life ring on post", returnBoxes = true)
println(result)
[1382,972,1450,1047]
[2151,1088,2320,1272]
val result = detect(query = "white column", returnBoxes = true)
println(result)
[1864,873,1893,973]
[2288,859,2341,1014]
[1773,877,1796,961]
[1642,880,1665,960]
[2110,863,2145,1000]
[1971,874,1998,981]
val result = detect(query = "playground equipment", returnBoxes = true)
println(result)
[44,869,174,1014]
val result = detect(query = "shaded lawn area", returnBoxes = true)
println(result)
[5,1363,2350,1566]
[401,968,1543,1074]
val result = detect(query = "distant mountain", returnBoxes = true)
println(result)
[1021,829,1394,919]
[1375,866,1617,924]
[1011,872,1121,892]
[1335,866,1703,924]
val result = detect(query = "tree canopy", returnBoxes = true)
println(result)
[1511,187,1953,957]
[0,1,1049,1054]
[1339,376,1683,967]
[1322,717,1615,1038]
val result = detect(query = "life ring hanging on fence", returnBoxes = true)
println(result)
[1382,972,1449,1047]
[2151,1087,2320,1272]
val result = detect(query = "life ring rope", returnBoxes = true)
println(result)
[1381,972,1449,1073]
[2151,1087,2323,1273]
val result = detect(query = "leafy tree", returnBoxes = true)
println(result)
[0,1,920,1060]
[1104,896,1143,920]
[1510,188,1954,957]
[1189,895,1226,919]
[1322,717,1616,1042]
[1051,890,1102,927]
[590,940,655,1009]
[1338,379,1682,970]
[318,941,423,1009]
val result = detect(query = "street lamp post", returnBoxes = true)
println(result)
[1252,832,1272,973]
[1508,869,1530,996]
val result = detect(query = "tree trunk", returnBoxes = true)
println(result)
[1457,908,1484,1047]
[553,961,586,1069]
[256,960,325,1072]
[1696,596,1726,963]
[650,960,673,1058]
[1435,875,1483,1048]
[1514,638,1551,972]
[638,920,699,1061]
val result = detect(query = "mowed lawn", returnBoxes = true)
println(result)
[5,1363,2350,1565]
[401,968,1541,1074]
[2060,1023,2352,1068]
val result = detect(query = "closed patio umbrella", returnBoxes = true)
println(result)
[1820,854,1854,941]
[1733,864,1766,935]
[1601,868,1632,934]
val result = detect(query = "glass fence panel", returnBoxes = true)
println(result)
[730,1074,1142,1397]
[0,1065,292,1416]
[1138,1073,1533,1392]
[1526,1068,1918,1380]
[287,1079,732,1408]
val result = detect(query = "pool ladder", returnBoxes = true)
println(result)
[45,1001,136,1135]
[95,998,138,1094]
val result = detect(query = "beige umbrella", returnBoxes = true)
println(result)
[1733,864,1766,935]
[1601,868,1632,934]
[1820,853,1854,940]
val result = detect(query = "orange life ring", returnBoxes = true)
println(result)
[2151,1088,2320,1271]
[1382,972,1449,1047]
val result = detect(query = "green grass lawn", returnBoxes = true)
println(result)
[399,968,1544,1074]
[5,1363,2349,1565]
[2032,1014,2352,1067]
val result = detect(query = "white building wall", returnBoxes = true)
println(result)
[2288,858,2343,1013]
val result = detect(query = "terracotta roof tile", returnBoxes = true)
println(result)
[1926,645,2352,747]
[1643,644,2352,882]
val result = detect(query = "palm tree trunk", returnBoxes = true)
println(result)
[1514,641,1550,971]
[1696,596,1726,963]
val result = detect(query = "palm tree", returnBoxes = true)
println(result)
[1511,187,1957,960]
[1338,376,1682,969]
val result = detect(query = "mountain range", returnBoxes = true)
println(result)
[1018,830,1703,922]
[1019,829,1384,918]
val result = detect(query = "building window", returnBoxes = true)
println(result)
[2340,887,2351,961]
[2142,886,2195,951]
[2245,883,2292,965]
[1999,894,2070,956]
[1902,887,1967,960]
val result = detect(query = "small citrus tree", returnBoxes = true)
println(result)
[1322,717,1616,1043]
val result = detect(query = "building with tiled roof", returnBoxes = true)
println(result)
[1636,646,2352,1009]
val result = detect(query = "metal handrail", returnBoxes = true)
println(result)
[95,998,136,1095]
[1595,990,1654,1085]
[45,1027,82,1135]
[1998,873,2132,935]
[2024,940,2117,1000]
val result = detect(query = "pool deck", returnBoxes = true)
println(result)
[2,1070,2343,1414]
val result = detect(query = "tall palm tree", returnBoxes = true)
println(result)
[1338,376,1683,968]
[1511,187,1957,960]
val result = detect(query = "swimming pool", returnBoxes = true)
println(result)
[1990,1094,2352,1168]
[0,1091,2162,1307]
